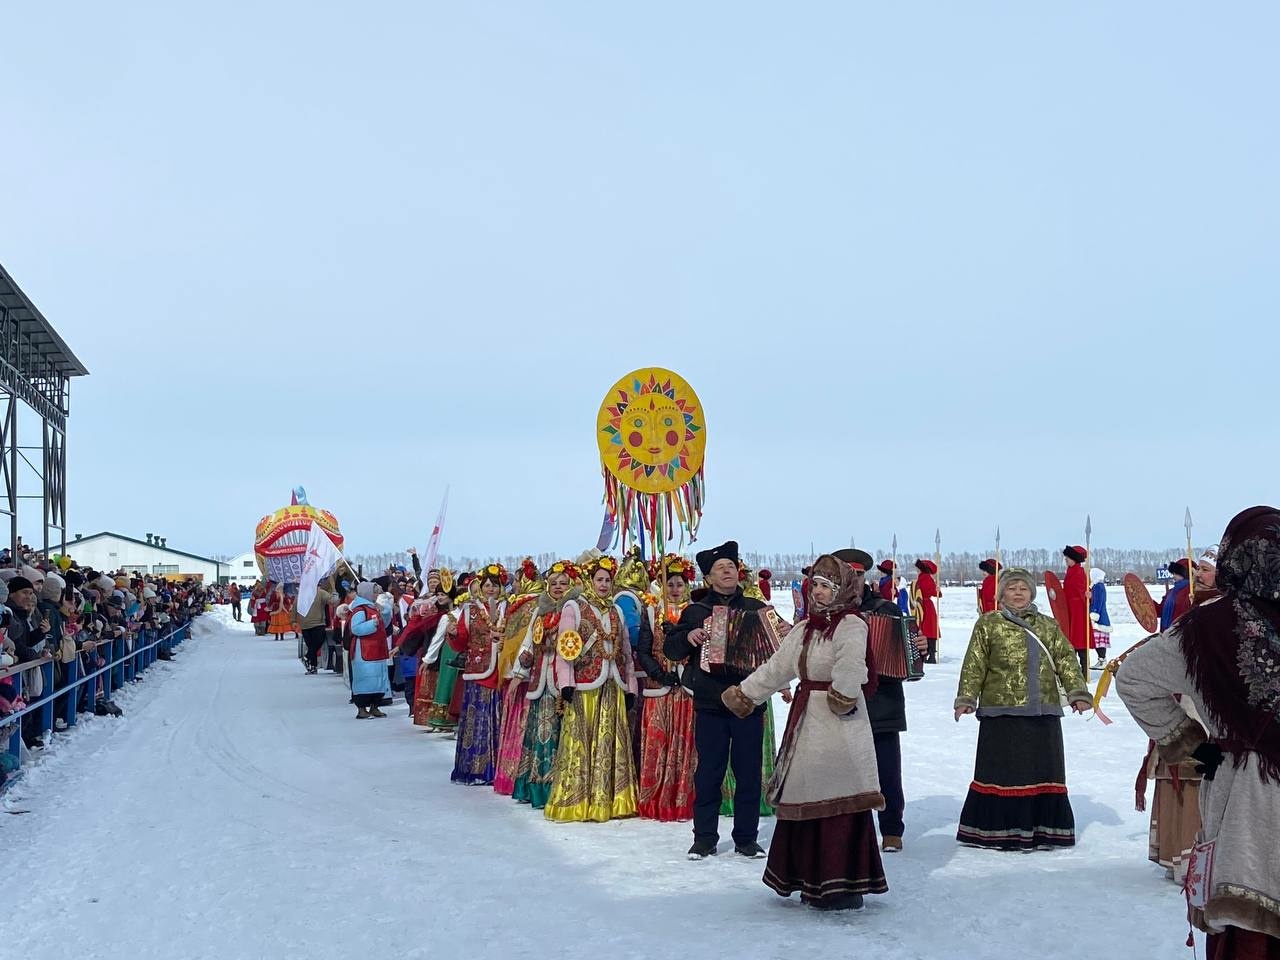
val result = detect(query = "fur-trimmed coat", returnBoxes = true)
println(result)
[725,615,884,821]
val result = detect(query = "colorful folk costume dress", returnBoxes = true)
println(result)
[722,555,887,911]
[448,569,508,785]
[412,604,451,727]
[613,551,656,770]
[544,564,639,823]
[268,589,297,640]
[911,560,941,664]
[1090,567,1111,667]
[513,566,579,809]
[348,585,393,715]
[954,569,1091,850]
[493,568,542,796]
[1062,546,1093,677]
[422,609,463,727]
[250,586,270,636]
[636,556,696,822]
[1118,506,1280,958]
[977,559,1000,615]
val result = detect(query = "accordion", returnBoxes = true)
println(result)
[867,613,924,681]
[700,605,786,675]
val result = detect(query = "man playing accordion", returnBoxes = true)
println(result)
[834,548,928,854]
[665,540,772,861]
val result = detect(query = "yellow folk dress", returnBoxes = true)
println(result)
[543,596,639,823]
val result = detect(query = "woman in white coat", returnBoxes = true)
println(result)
[1118,506,1280,957]
[723,554,886,911]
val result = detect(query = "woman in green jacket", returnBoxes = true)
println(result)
[953,568,1092,850]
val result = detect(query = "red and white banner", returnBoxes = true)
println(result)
[297,521,341,616]
[423,486,449,573]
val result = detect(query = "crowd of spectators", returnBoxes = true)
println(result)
[0,540,211,790]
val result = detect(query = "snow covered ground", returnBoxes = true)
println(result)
[3,586,1200,960]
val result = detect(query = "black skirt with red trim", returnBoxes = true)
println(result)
[957,714,1076,850]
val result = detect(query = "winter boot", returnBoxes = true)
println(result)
[687,839,718,860]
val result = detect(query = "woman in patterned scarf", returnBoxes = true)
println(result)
[1119,506,1280,958]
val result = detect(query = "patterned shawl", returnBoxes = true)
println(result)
[1179,505,1280,781]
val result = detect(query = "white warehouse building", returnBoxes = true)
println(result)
[66,532,227,583]
[227,550,261,587]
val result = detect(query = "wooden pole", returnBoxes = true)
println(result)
[1085,514,1093,669]
[1185,508,1196,602]
[934,528,942,654]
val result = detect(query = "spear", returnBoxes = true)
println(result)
[891,533,898,600]
[934,528,942,654]
[1085,515,1094,666]
[995,526,1002,595]
[1185,508,1196,602]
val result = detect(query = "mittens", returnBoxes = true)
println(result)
[1191,742,1224,781]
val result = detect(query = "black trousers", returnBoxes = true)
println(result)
[302,626,327,669]
[1076,649,1089,676]
[231,600,242,621]
[693,708,764,845]
[873,730,905,838]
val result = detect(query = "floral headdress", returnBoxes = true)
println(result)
[651,554,695,584]
[516,557,543,594]
[580,555,618,611]
[478,563,510,588]
[583,555,618,580]
[544,559,581,582]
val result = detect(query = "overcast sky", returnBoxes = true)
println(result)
[3,2,1275,561]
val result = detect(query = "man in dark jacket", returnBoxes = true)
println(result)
[664,540,768,860]
[835,547,927,853]
[6,576,51,747]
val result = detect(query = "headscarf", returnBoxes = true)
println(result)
[802,554,863,642]
[580,577,616,613]
[1178,505,1280,782]
[355,581,377,601]
[410,599,432,618]
[580,556,618,612]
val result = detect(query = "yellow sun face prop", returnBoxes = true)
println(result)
[597,369,705,495]
[596,368,707,551]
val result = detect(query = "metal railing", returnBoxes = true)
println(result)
[1,620,193,789]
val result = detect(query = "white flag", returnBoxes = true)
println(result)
[423,486,449,573]
[297,521,341,617]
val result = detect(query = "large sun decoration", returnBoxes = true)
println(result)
[596,368,706,552]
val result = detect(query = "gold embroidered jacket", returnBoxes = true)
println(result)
[955,609,1089,716]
